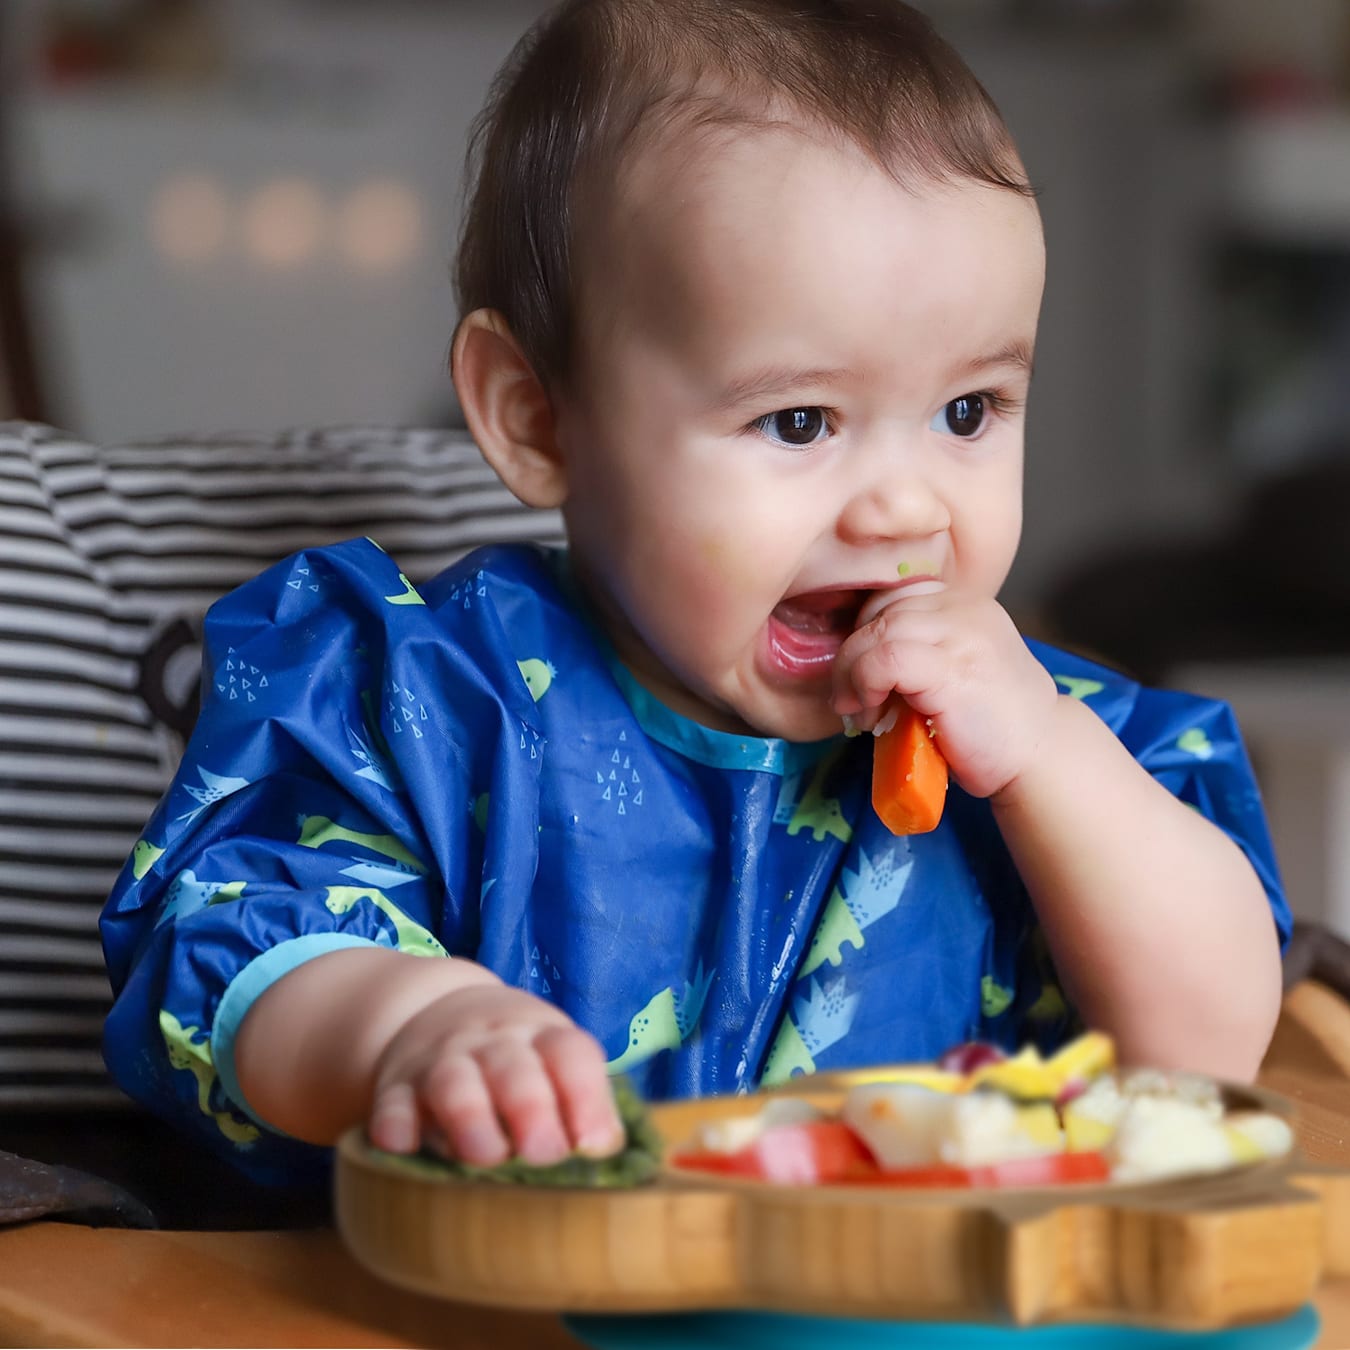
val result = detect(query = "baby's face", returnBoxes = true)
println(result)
[552,120,1045,742]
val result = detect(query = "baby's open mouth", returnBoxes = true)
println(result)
[766,589,866,674]
[771,590,866,636]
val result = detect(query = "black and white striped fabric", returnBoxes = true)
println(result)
[0,422,560,1110]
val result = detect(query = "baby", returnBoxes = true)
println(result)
[101,0,1288,1183]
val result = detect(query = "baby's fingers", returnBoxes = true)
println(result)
[477,1040,572,1166]
[536,1024,625,1158]
[834,636,943,719]
[418,1053,512,1166]
[368,1079,421,1154]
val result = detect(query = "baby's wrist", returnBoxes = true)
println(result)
[986,691,1083,813]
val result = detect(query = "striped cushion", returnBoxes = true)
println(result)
[0,422,561,1110]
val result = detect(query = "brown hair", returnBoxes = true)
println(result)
[454,0,1031,389]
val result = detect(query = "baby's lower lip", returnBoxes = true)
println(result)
[764,614,844,677]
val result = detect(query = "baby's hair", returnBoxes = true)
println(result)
[455,0,1031,389]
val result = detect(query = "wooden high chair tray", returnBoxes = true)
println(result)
[334,1072,1350,1330]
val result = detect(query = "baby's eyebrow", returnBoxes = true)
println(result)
[710,365,855,413]
[949,339,1035,383]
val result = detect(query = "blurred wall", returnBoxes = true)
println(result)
[3,0,1348,615]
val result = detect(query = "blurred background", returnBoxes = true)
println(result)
[1,0,1348,927]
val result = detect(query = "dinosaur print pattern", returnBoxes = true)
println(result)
[159,1009,259,1146]
[785,747,853,844]
[323,887,446,956]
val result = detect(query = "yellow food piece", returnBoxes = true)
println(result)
[1063,1112,1115,1154]
[1013,1101,1064,1151]
[847,1032,1118,1103]
[1046,1030,1115,1083]
[969,1047,1056,1098]
[1224,1124,1264,1166]
[841,1067,969,1094]
[968,1032,1117,1101]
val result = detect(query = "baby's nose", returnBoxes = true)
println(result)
[837,469,949,544]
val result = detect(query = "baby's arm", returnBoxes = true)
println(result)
[989,695,1282,1081]
[233,947,624,1164]
[233,946,624,1164]
[834,591,1283,1081]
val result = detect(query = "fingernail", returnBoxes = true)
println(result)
[577,1124,624,1158]
[842,714,860,738]
[520,1125,571,1166]
[371,1110,416,1154]
[459,1124,508,1166]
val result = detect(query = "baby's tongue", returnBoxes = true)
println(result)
[772,591,861,635]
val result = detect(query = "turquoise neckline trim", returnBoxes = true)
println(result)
[543,548,845,777]
[604,659,845,776]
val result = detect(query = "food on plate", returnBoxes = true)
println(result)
[366,1075,663,1188]
[871,702,948,835]
[672,1033,1293,1189]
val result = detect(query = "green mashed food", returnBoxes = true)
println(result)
[363,1077,663,1188]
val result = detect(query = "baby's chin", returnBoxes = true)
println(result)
[728,695,851,746]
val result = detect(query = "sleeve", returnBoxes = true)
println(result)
[1115,684,1292,953]
[99,538,542,1184]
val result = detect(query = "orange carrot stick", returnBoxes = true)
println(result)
[871,702,948,835]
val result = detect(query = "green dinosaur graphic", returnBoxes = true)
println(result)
[323,887,446,956]
[297,816,425,872]
[132,839,165,880]
[1054,675,1105,701]
[798,848,913,977]
[799,887,865,977]
[516,658,556,702]
[606,988,680,1075]
[760,1016,816,1086]
[1177,728,1214,759]
[786,747,853,844]
[159,1009,260,1146]
[1026,981,1068,1023]
[384,572,426,606]
[981,975,1014,1018]
[605,963,715,1075]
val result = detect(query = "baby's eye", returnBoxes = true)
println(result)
[931,393,989,439]
[752,407,831,448]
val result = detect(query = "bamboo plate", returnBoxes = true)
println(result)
[334,1073,1350,1330]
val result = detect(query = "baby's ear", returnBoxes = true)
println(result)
[451,309,567,509]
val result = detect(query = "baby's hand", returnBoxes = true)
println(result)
[832,589,1059,800]
[367,981,624,1167]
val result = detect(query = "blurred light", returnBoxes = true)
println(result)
[337,179,424,274]
[149,173,229,264]
[241,178,326,268]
